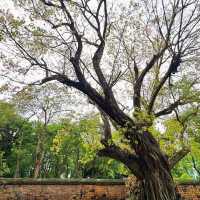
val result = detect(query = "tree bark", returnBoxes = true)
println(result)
[34,150,44,178]
[126,130,180,200]
[33,131,45,178]
[128,169,177,200]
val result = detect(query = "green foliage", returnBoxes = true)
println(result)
[0,101,35,177]
[0,101,17,125]
[0,151,10,176]
[0,102,127,179]
[9,18,24,30]
[162,119,183,153]
[170,109,200,180]
[83,157,129,179]
[133,110,155,129]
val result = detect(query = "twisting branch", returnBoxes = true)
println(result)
[90,0,114,100]
[133,0,183,110]
[148,53,182,113]
[143,0,200,114]
[41,74,132,127]
[133,46,167,109]
[58,0,85,82]
[98,145,142,178]
[97,107,141,177]
[154,99,186,117]
[41,75,82,89]
[38,0,134,128]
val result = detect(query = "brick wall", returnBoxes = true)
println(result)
[0,179,125,200]
[0,179,200,200]
[177,183,200,200]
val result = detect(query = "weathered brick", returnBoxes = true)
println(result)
[0,179,200,199]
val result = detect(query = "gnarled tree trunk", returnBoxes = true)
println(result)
[99,128,187,200]
[128,164,177,200]
[125,129,185,200]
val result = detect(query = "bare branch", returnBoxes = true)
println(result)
[133,46,167,109]
[41,75,82,89]
[155,99,186,117]
[40,0,62,8]
[148,53,182,113]
[41,75,133,127]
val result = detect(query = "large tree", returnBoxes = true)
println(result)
[1,0,200,199]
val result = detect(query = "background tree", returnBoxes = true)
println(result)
[12,83,73,178]
[1,0,200,199]
[0,100,35,177]
[173,107,200,180]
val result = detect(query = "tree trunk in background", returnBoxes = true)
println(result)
[33,133,45,178]
[34,150,44,178]
[14,154,20,178]
[74,148,81,178]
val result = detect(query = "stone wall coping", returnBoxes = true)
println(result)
[176,180,200,185]
[0,178,126,185]
[0,178,199,186]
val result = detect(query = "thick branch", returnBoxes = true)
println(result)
[59,0,85,82]
[41,75,133,127]
[41,75,82,90]
[92,42,108,91]
[134,47,167,109]
[40,0,131,128]
[91,0,113,101]
[148,54,181,113]
[98,145,142,178]
[155,99,186,117]
[169,146,190,169]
